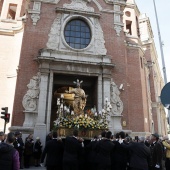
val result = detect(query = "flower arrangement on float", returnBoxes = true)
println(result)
[54,98,112,130]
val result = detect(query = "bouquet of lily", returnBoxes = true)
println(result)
[54,99,111,130]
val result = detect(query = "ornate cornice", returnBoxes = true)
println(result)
[0,20,24,36]
[31,0,60,4]
[55,7,101,18]
[105,0,126,6]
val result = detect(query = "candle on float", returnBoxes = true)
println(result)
[95,112,98,116]
[57,98,60,105]
[71,111,74,115]
[85,114,87,118]
[60,104,63,109]
[102,109,105,113]
[64,106,67,111]
[61,94,64,99]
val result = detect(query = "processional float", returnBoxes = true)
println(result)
[54,79,112,139]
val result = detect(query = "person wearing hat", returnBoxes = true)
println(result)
[0,131,5,143]
[13,131,24,169]
[149,133,163,170]
[33,137,42,167]
[162,136,170,170]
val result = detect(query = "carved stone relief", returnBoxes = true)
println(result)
[110,81,123,115]
[114,14,121,23]
[94,18,107,55]
[63,0,94,12]
[22,72,41,112]
[114,5,120,11]
[28,2,41,26]
[46,14,62,50]
[46,13,107,55]
[30,14,40,26]
[114,25,122,36]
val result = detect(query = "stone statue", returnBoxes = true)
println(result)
[22,72,41,111]
[110,81,123,115]
[66,79,87,115]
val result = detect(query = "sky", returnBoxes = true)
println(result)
[135,0,170,83]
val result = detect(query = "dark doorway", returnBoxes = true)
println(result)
[50,74,98,130]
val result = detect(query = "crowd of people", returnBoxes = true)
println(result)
[0,130,170,170]
[0,131,42,169]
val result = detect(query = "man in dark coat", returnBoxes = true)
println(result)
[46,132,52,143]
[13,131,24,169]
[111,131,129,170]
[86,136,98,170]
[149,133,163,170]
[96,131,115,170]
[0,132,20,170]
[120,136,150,170]
[41,131,64,170]
[63,129,84,170]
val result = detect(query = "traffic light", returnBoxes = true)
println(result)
[1,107,8,120]
[1,107,10,123]
[5,113,10,123]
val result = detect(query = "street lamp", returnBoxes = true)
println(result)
[152,0,170,126]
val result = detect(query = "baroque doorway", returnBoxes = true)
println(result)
[50,74,98,130]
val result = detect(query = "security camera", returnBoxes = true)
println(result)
[119,84,124,90]
[165,104,170,109]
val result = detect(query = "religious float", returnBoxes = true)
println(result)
[53,79,112,139]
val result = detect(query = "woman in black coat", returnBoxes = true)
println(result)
[33,137,42,167]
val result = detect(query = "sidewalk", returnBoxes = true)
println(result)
[24,166,46,170]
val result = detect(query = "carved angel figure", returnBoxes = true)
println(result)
[22,72,41,111]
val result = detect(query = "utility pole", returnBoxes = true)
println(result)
[153,0,170,125]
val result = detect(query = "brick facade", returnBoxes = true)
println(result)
[10,0,167,138]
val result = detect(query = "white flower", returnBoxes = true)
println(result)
[107,108,110,112]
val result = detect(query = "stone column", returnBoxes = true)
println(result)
[34,69,49,146]
[46,71,53,133]
[102,77,112,129]
[103,77,111,102]
[97,75,103,112]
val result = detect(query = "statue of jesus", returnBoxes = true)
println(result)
[66,79,87,115]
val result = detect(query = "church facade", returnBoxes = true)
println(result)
[9,0,167,143]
